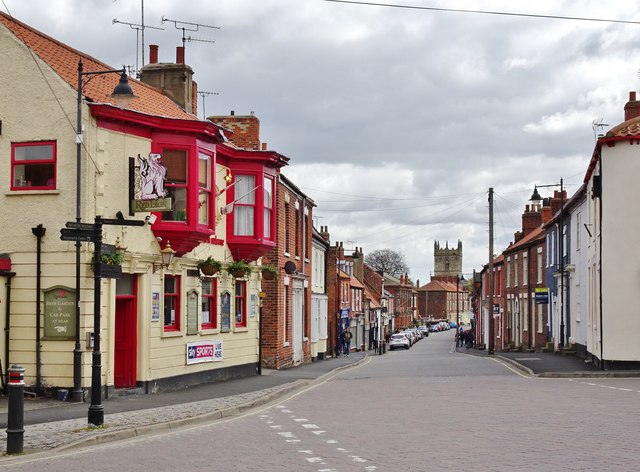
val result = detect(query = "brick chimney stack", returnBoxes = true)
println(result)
[624,91,640,121]
[521,203,542,237]
[207,111,261,150]
[139,44,195,114]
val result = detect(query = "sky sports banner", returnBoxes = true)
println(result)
[186,341,223,365]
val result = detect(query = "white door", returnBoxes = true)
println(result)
[292,281,304,364]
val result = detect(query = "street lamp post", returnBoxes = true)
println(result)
[456,274,465,327]
[530,178,565,349]
[73,61,134,404]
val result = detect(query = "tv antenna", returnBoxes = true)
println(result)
[161,16,220,60]
[592,118,609,140]
[113,18,164,74]
[197,91,220,120]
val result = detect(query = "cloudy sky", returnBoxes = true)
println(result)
[4,0,639,283]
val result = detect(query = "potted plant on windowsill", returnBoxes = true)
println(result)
[227,259,252,278]
[260,264,278,280]
[198,256,222,276]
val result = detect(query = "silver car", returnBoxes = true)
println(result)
[389,333,411,350]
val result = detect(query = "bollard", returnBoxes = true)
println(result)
[6,364,25,455]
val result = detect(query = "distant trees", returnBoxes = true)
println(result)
[365,249,409,278]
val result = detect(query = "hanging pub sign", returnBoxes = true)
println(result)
[130,153,172,213]
[43,286,76,340]
[535,287,550,305]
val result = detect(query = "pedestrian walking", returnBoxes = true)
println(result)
[341,327,352,357]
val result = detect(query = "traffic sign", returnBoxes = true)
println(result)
[60,228,98,242]
[100,218,145,227]
[65,221,95,230]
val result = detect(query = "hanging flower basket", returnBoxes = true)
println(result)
[261,265,278,280]
[198,257,222,276]
[227,260,252,279]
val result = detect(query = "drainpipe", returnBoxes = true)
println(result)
[31,225,46,394]
[2,271,16,393]
[598,153,604,370]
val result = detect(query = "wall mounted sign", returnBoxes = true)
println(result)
[221,291,231,332]
[535,287,549,305]
[250,294,257,318]
[151,291,160,322]
[186,340,223,365]
[43,286,76,340]
[186,289,199,335]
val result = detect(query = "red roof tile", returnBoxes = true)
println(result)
[0,12,197,121]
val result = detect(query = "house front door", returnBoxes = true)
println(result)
[292,280,304,364]
[115,275,137,389]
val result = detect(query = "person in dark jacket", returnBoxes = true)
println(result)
[341,327,352,357]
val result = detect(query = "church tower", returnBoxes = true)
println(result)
[433,240,462,282]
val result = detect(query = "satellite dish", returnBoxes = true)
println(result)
[284,261,296,275]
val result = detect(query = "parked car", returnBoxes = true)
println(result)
[401,330,417,345]
[389,333,410,350]
[428,324,439,332]
[417,326,429,337]
[449,321,458,328]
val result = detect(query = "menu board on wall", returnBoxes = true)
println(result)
[43,286,76,340]
[186,289,199,335]
[221,291,231,332]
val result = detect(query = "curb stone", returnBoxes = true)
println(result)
[0,355,370,458]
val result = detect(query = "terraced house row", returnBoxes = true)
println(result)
[0,12,417,399]
[473,93,640,369]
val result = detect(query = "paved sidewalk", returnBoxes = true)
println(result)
[459,346,640,377]
[0,352,368,456]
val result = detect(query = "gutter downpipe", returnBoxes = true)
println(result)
[598,151,605,370]
[2,271,16,393]
[31,224,46,394]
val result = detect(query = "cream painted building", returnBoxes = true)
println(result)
[585,92,640,367]
[0,13,286,398]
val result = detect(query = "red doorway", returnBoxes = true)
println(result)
[115,275,137,389]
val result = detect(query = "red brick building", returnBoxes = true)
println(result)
[259,174,315,369]
[384,274,414,330]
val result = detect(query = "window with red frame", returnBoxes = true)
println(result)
[198,152,212,226]
[201,277,217,329]
[263,176,273,239]
[163,275,181,331]
[160,149,188,222]
[234,280,247,327]
[11,141,56,190]
[233,175,256,236]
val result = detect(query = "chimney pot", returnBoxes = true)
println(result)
[230,110,235,116]
[261,143,267,151]
[149,44,159,64]
[176,46,185,64]
[631,91,637,101]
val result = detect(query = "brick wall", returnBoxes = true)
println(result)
[260,179,315,368]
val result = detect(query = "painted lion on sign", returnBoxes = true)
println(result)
[138,153,167,199]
